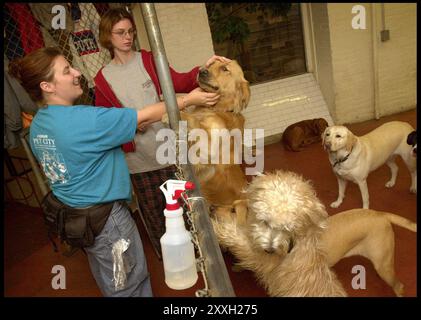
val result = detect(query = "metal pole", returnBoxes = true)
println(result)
[140,3,235,297]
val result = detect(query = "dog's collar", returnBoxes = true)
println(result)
[333,147,353,167]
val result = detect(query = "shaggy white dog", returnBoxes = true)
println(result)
[212,170,346,297]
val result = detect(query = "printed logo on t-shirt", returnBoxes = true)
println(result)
[32,134,70,184]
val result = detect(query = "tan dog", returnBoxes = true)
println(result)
[282,118,328,152]
[322,121,417,209]
[322,208,416,297]
[212,170,347,297]
[164,60,250,207]
[212,171,416,297]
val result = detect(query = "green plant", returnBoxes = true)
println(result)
[206,3,292,44]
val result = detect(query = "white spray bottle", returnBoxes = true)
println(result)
[159,179,198,290]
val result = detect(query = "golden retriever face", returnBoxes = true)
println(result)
[322,126,357,152]
[198,60,250,113]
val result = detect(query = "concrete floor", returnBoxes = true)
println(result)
[4,109,417,297]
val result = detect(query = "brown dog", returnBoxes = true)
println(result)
[282,118,328,152]
[163,60,250,207]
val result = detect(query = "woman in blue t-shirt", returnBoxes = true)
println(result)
[8,47,219,297]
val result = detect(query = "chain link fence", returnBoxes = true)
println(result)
[4,3,136,105]
[3,3,138,205]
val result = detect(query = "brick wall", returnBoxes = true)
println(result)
[327,3,416,124]
[310,3,336,121]
[377,3,417,118]
[328,3,376,124]
[133,3,215,72]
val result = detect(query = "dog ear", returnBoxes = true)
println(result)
[303,199,329,232]
[240,80,251,109]
[345,130,357,152]
[321,127,329,147]
[318,119,328,132]
[407,131,416,145]
[233,80,250,113]
[233,199,249,226]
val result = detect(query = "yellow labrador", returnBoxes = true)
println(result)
[322,121,416,209]
[322,208,416,297]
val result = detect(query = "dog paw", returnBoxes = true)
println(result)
[393,282,405,297]
[330,201,342,208]
[410,186,417,194]
[161,113,169,124]
[385,181,395,188]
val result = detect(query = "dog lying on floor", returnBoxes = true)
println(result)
[211,170,416,297]
[322,121,417,209]
[407,130,417,157]
[162,60,250,208]
[282,118,329,152]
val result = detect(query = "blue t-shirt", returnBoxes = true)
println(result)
[30,105,137,207]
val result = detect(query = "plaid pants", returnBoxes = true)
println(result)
[130,166,177,259]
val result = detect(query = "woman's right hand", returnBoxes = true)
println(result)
[183,87,220,108]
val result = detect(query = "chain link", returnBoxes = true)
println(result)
[171,125,212,297]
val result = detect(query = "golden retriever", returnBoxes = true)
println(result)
[282,118,329,152]
[322,121,416,209]
[164,60,251,207]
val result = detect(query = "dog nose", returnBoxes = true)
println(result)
[264,248,274,254]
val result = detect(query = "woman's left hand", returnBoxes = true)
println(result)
[205,55,231,68]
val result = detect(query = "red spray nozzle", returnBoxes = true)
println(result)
[160,180,196,211]
[185,181,195,190]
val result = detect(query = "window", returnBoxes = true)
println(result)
[206,3,307,85]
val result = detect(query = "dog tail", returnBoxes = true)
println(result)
[381,212,417,232]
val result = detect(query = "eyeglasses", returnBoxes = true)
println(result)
[111,29,136,38]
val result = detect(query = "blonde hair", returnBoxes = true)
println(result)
[99,8,136,58]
